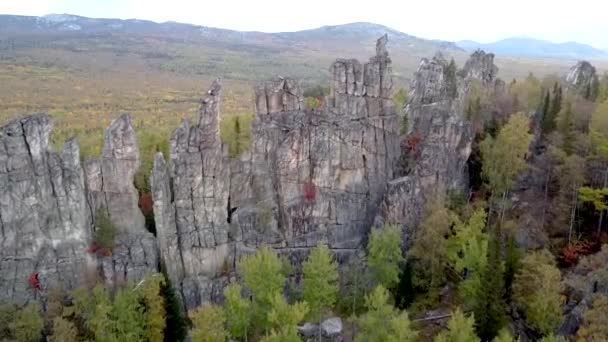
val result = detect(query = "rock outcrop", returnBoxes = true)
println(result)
[152,36,400,308]
[0,115,92,300]
[0,36,503,311]
[565,61,599,100]
[374,50,500,243]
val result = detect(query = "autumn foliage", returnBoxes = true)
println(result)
[27,272,40,290]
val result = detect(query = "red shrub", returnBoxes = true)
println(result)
[87,242,111,257]
[27,272,40,290]
[302,181,317,203]
[559,240,594,266]
[138,193,154,215]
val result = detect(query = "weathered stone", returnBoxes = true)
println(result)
[255,77,303,114]
[565,61,599,100]
[321,317,343,337]
[152,79,232,309]
[0,115,92,302]
[374,49,499,241]
[298,322,319,337]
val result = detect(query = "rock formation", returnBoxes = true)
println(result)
[565,61,599,100]
[374,50,500,243]
[0,115,92,300]
[152,36,401,308]
[0,36,502,310]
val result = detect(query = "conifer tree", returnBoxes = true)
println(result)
[558,102,576,155]
[367,225,404,290]
[540,90,552,135]
[434,308,480,342]
[9,303,43,342]
[224,284,251,341]
[302,244,339,322]
[473,228,506,341]
[263,293,308,342]
[238,246,286,331]
[191,304,228,342]
[503,236,521,303]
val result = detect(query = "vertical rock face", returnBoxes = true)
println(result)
[374,50,500,242]
[0,115,92,301]
[152,37,400,309]
[85,114,157,286]
[153,79,231,309]
[565,61,599,100]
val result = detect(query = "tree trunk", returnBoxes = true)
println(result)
[568,184,578,243]
[597,169,608,237]
[540,172,551,231]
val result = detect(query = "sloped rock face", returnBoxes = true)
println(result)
[0,115,92,301]
[374,50,499,241]
[85,114,158,285]
[565,61,599,100]
[152,79,232,309]
[152,37,400,309]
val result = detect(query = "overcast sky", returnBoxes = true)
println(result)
[2,0,607,49]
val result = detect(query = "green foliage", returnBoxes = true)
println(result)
[513,250,563,335]
[557,102,576,155]
[134,128,170,193]
[111,286,146,340]
[337,256,371,316]
[503,236,521,303]
[159,272,187,342]
[304,96,322,109]
[590,102,608,159]
[138,274,167,342]
[492,328,518,342]
[224,284,251,340]
[49,317,78,342]
[447,208,488,304]
[394,261,415,310]
[238,246,286,331]
[0,303,18,340]
[9,303,43,342]
[264,293,308,342]
[579,186,608,212]
[473,229,506,341]
[393,87,409,113]
[434,308,480,342]
[367,225,405,290]
[94,209,117,252]
[191,304,228,342]
[408,199,453,294]
[445,58,458,99]
[509,73,542,111]
[355,285,417,342]
[538,334,568,342]
[302,244,339,322]
[576,294,608,341]
[220,113,254,158]
[481,112,533,197]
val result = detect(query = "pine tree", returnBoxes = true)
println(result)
[558,102,576,155]
[446,208,488,305]
[302,244,339,322]
[263,293,308,342]
[138,274,166,342]
[238,246,286,331]
[191,304,228,342]
[540,90,552,135]
[367,225,404,290]
[159,271,187,342]
[503,236,520,303]
[9,303,43,342]
[49,317,78,342]
[550,83,562,120]
[513,250,563,335]
[394,261,415,310]
[473,228,506,341]
[434,308,480,342]
[355,286,417,342]
[224,284,251,341]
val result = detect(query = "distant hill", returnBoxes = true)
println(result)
[457,37,607,60]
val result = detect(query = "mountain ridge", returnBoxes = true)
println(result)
[457,37,607,60]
